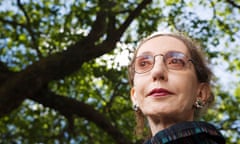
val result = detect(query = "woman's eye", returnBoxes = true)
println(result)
[136,56,153,68]
[168,58,185,67]
[139,59,151,67]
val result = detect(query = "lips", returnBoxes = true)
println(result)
[147,88,174,97]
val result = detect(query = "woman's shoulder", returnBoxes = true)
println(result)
[144,121,225,144]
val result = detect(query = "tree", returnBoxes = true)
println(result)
[0,0,239,143]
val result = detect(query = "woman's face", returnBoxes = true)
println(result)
[131,36,203,121]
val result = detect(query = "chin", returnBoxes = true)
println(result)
[143,109,171,117]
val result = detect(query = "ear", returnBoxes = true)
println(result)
[130,87,137,104]
[196,83,210,104]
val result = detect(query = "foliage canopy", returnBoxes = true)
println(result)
[0,0,239,143]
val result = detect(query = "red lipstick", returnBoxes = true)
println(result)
[148,88,174,97]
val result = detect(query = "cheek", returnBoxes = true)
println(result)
[170,73,199,97]
[133,74,147,89]
[133,75,148,100]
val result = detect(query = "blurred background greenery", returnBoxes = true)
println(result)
[0,0,239,143]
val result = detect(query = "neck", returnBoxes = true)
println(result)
[147,115,194,136]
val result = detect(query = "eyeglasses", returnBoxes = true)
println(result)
[133,51,193,74]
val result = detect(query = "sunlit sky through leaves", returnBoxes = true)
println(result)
[0,0,239,93]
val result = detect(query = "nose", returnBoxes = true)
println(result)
[151,56,168,81]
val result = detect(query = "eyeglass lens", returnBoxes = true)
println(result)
[134,51,190,74]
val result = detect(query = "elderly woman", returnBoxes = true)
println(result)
[128,33,225,143]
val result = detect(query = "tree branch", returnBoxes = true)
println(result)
[84,1,108,43]
[104,82,122,112]
[225,0,240,9]
[0,0,153,124]
[0,44,84,116]
[28,89,132,144]
[0,62,16,84]
[17,0,31,27]
[87,0,153,58]
[17,0,42,57]
[117,0,152,37]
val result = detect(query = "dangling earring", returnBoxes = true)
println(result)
[133,104,139,112]
[195,99,204,109]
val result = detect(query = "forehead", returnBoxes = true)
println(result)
[137,36,189,56]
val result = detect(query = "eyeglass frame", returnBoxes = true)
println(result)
[132,51,194,74]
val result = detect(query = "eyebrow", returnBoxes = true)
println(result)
[137,51,153,56]
[137,50,190,58]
